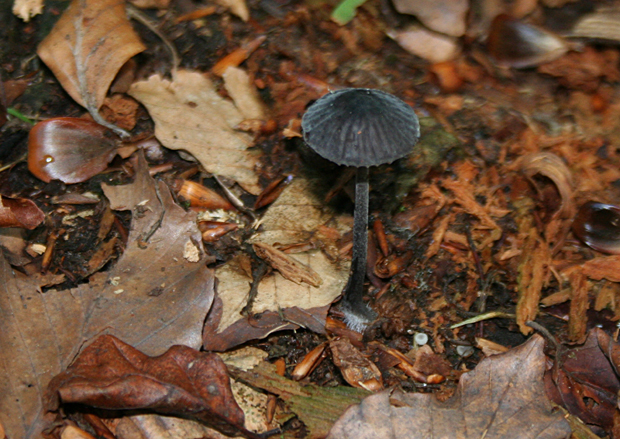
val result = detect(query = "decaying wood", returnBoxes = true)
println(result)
[252,242,323,288]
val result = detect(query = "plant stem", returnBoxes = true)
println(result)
[340,166,377,331]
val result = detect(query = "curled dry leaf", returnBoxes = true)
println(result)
[330,337,383,392]
[546,328,620,434]
[0,196,44,229]
[37,0,146,118]
[521,152,575,248]
[28,117,120,184]
[328,335,571,439]
[44,334,257,438]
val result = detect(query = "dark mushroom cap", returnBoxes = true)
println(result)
[301,88,420,167]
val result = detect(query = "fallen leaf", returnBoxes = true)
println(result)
[330,337,383,391]
[0,195,44,229]
[128,70,262,194]
[328,335,571,439]
[37,0,145,124]
[27,117,121,184]
[546,328,620,434]
[0,153,214,439]
[223,66,266,120]
[203,178,350,351]
[44,334,258,438]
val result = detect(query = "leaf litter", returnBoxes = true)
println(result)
[0,153,215,438]
[7,0,620,438]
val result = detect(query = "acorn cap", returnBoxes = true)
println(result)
[301,88,420,167]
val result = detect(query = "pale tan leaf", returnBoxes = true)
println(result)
[128,70,262,194]
[37,0,146,113]
[223,66,266,120]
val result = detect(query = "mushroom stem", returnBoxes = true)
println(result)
[340,166,378,331]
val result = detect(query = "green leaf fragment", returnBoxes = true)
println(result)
[330,0,368,25]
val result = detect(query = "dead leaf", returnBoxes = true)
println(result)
[128,70,262,194]
[28,117,121,184]
[0,195,44,229]
[546,328,620,434]
[330,337,383,391]
[203,178,350,350]
[44,334,258,438]
[328,335,571,439]
[37,0,145,123]
[0,153,214,439]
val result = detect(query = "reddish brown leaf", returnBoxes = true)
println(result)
[36,0,145,118]
[0,196,44,229]
[546,328,620,434]
[44,334,257,438]
[28,117,120,184]
[328,335,571,439]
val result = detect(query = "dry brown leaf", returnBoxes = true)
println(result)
[546,328,620,435]
[0,195,45,229]
[0,153,214,439]
[330,338,383,391]
[44,335,258,438]
[37,0,145,130]
[328,335,571,439]
[128,70,262,194]
[203,178,350,350]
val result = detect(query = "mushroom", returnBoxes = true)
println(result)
[301,88,420,331]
